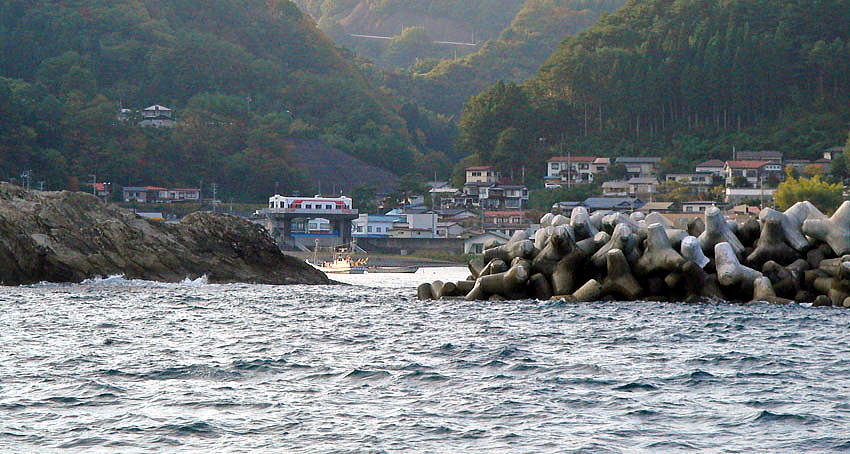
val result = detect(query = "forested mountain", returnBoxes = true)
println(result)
[0,0,418,200]
[388,0,625,115]
[297,0,525,66]
[458,0,850,182]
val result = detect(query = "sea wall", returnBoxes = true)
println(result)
[418,202,850,307]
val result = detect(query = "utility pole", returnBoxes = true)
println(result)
[88,174,96,195]
[21,170,32,191]
[211,183,218,212]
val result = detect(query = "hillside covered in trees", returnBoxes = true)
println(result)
[0,0,421,200]
[392,0,626,116]
[296,0,525,65]
[458,0,850,182]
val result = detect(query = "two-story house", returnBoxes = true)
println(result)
[615,157,661,178]
[695,159,725,175]
[465,166,499,184]
[458,166,528,209]
[545,156,597,187]
[724,161,784,187]
[483,210,535,237]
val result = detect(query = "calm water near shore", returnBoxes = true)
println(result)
[1,268,850,452]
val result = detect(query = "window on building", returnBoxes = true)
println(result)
[368,226,373,233]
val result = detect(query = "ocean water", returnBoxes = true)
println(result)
[1,268,850,452]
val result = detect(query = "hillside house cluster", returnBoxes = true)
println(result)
[436,166,529,210]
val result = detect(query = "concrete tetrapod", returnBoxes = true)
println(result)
[534,226,555,251]
[783,201,826,251]
[737,218,761,247]
[687,217,706,237]
[645,212,673,229]
[602,212,642,237]
[417,283,434,300]
[550,244,588,296]
[802,201,850,256]
[759,207,805,252]
[465,264,530,301]
[529,273,553,300]
[715,242,762,288]
[681,236,710,268]
[551,214,570,227]
[601,249,643,300]
[589,211,607,231]
[635,223,686,275]
[761,261,799,299]
[576,231,609,256]
[747,213,799,268]
[680,261,723,299]
[570,206,598,241]
[750,276,792,304]
[484,240,536,263]
[699,207,745,256]
[591,223,639,268]
[532,226,573,276]
[508,230,528,244]
[539,212,554,228]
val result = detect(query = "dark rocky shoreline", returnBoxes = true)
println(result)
[0,184,329,285]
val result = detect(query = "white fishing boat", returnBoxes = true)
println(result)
[306,243,367,274]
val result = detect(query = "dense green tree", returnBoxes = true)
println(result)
[0,0,422,201]
[775,175,843,213]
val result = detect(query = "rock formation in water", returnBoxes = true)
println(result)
[418,200,850,308]
[0,184,329,285]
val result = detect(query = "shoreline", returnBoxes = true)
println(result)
[284,251,463,268]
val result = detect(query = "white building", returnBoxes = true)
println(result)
[352,214,402,237]
[138,104,176,128]
[465,166,499,184]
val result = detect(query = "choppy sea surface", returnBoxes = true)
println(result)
[2,267,850,453]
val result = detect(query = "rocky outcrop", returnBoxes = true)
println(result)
[0,184,329,285]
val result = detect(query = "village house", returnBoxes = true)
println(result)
[637,201,678,213]
[592,157,610,174]
[725,187,775,205]
[680,201,720,213]
[694,159,725,175]
[436,221,465,238]
[352,214,403,238]
[615,157,661,178]
[545,156,597,187]
[138,105,176,128]
[483,210,536,237]
[664,173,713,192]
[724,160,784,187]
[823,146,844,161]
[627,177,659,197]
[122,186,201,203]
[602,180,629,197]
[465,166,499,184]
[454,167,529,210]
[582,197,644,212]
